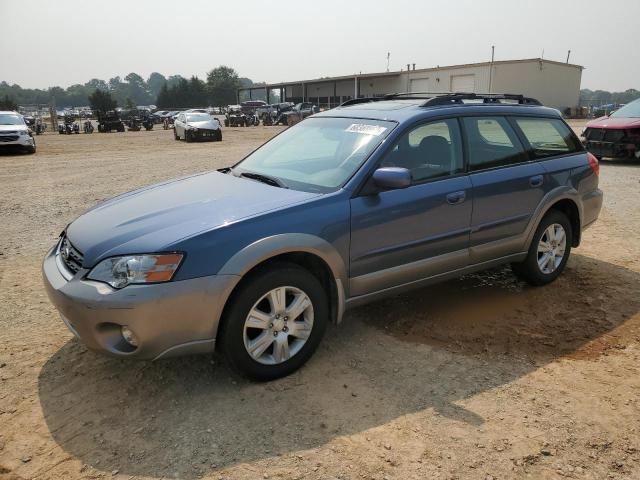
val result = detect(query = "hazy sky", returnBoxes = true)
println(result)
[1,0,638,91]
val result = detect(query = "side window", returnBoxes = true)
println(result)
[514,117,581,158]
[381,119,464,182]
[463,116,528,170]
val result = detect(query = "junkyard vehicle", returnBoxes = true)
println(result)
[282,102,318,126]
[43,93,602,381]
[241,100,266,126]
[23,115,36,128]
[260,102,294,126]
[34,117,46,135]
[97,110,125,133]
[26,115,46,135]
[0,111,36,153]
[59,114,80,134]
[581,98,640,160]
[224,105,247,127]
[174,112,222,142]
[83,120,94,134]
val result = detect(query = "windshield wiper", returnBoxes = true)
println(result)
[234,169,288,188]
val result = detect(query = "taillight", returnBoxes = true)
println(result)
[587,152,599,176]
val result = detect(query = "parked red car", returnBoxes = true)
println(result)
[582,99,640,159]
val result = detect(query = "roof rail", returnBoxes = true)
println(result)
[339,97,387,107]
[339,92,542,108]
[422,92,542,106]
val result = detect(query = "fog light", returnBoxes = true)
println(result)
[121,326,139,347]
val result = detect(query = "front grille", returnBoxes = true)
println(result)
[585,128,625,143]
[0,135,19,142]
[603,130,625,142]
[59,236,84,275]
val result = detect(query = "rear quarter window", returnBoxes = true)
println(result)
[513,117,581,158]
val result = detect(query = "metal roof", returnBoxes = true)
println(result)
[240,58,584,90]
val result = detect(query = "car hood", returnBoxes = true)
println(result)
[187,120,220,129]
[66,171,320,267]
[0,124,27,133]
[586,116,640,129]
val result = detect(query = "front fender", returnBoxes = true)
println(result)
[217,233,348,323]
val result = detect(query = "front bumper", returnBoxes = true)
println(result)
[0,133,35,148]
[189,129,219,140]
[42,245,240,360]
[583,139,638,159]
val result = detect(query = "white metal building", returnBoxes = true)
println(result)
[239,58,583,113]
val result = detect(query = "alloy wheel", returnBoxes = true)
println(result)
[537,223,567,274]
[243,286,314,365]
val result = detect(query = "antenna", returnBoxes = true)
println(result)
[386,52,390,72]
[566,49,571,63]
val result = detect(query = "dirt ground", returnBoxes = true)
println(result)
[0,120,639,480]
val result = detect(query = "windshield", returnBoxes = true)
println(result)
[0,114,25,126]
[611,99,640,118]
[234,117,396,192]
[186,113,211,122]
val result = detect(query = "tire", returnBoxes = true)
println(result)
[511,210,572,286]
[174,129,180,141]
[224,119,229,127]
[25,144,36,154]
[185,131,192,142]
[219,263,328,381]
[215,130,222,141]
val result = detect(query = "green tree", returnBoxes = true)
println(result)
[124,97,136,110]
[147,72,167,98]
[0,94,17,110]
[88,89,117,113]
[206,66,241,106]
[156,83,170,108]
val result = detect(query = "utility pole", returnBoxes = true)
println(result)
[488,45,495,94]
[386,52,390,72]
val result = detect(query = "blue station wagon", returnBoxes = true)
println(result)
[43,93,603,380]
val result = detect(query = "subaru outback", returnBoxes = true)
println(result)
[43,93,603,380]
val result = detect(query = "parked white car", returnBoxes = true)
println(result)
[0,111,36,153]
[174,112,222,142]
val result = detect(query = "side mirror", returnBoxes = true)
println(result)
[372,167,412,190]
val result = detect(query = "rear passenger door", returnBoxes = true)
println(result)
[463,116,546,264]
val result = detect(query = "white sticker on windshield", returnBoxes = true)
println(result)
[345,123,387,136]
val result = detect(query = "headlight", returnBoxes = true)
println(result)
[20,130,30,136]
[87,253,184,289]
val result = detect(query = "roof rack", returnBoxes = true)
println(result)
[339,92,542,108]
[422,92,542,106]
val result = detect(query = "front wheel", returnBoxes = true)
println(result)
[219,264,328,381]
[512,210,572,286]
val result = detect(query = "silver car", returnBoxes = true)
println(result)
[0,111,36,153]
[174,112,222,142]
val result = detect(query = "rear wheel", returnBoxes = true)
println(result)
[512,210,572,286]
[219,264,328,381]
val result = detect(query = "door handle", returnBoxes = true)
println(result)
[529,175,544,187]
[446,190,466,205]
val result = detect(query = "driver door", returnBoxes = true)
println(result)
[349,118,472,297]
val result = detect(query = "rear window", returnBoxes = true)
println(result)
[513,117,581,157]
[462,116,528,170]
